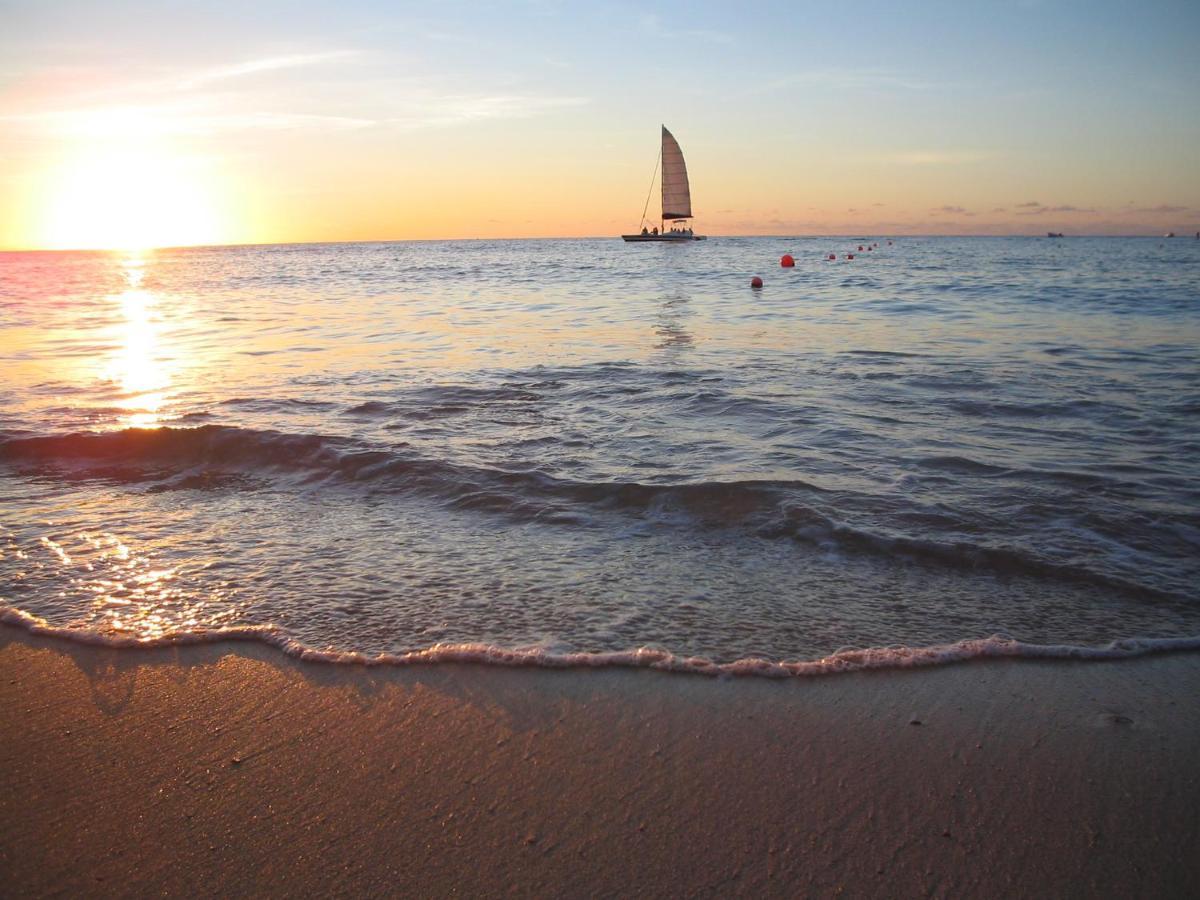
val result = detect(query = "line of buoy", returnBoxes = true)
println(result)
[755,240,895,283]
[823,239,891,260]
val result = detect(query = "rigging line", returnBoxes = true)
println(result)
[639,147,662,229]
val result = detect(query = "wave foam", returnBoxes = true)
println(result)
[4,605,1199,679]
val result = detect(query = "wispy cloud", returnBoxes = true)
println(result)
[638,14,736,44]
[383,92,587,130]
[759,67,940,95]
[1132,204,1189,214]
[1,49,586,139]
[1017,204,1094,215]
[1015,201,1041,208]
[880,150,992,166]
[931,205,973,215]
[176,51,360,90]
[0,102,377,137]
[12,50,363,107]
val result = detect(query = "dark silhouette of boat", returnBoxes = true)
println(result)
[622,126,706,242]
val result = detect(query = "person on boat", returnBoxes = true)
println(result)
[652,226,658,235]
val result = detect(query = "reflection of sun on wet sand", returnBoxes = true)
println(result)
[3,628,1199,896]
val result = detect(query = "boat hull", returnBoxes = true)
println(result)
[621,234,707,242]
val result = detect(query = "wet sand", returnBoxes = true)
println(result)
[2,625,1198,897]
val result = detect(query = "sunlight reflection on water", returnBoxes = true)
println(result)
[105,253,170,429]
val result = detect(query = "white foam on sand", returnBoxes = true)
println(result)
[4,604,1200,678]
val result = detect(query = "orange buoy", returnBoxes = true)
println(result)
[780,254,795,267]
[751,276,763,288]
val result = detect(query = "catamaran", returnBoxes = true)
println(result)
[622,126,706,242]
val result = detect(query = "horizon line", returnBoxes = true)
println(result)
[3,232,1197,253]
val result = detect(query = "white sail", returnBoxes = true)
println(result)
[660,126,692,220]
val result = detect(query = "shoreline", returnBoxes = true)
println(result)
[6,606,1200,678]
[3,624,1199,896]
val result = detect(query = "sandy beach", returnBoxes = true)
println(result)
[2,626,1198,897]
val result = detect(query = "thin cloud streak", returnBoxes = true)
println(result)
[176,51,361,89]
[2,92,587,138]
[1017,204,1094,215]
[383,92,588,130]
[0,103,376,137]
[875,150,993,166]
[0,45,589,139]
[757,67,942,96]
[637,14,736,45]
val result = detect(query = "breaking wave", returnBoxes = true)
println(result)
[0,424,1185,600]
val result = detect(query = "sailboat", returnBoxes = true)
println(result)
[622,126,707,242]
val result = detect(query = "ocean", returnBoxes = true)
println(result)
[1,236,1198,674]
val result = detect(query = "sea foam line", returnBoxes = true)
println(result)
[3,604,1200,678]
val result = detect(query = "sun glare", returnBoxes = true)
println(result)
[106,255,171,429]
[37,140,227,250]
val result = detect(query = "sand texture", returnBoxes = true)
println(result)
[2,627,1199,897]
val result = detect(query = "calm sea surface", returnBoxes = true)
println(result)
[2,237,1198,670]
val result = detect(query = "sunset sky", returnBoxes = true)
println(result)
[2,0,1197,249]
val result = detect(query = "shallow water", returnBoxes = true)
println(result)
[2,236,1198,669]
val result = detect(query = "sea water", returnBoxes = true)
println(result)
[1,237,1198,673]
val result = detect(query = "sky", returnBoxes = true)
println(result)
[1,0,1198,248]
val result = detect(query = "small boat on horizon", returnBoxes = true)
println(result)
[1047,232,1064,238]
[623,126,706,242]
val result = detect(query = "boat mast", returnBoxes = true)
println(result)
[638,147,662,232]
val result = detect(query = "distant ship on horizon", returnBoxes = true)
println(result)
[622,126,706,242]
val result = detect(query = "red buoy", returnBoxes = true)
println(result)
[780,254,795,268]
[846,254,855,260]
[750,276,763,288]
[828,253,836,260]
[887,240,893,245]
[858,245,864,251]
[867,246,872,250]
